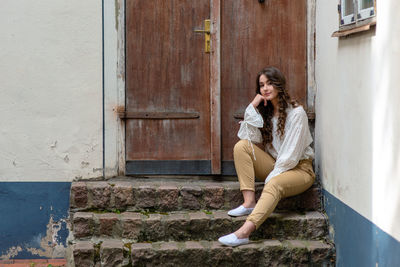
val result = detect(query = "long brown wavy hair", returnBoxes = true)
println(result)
[256,67,298,146]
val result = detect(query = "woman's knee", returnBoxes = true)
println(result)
[233,140,249,155]
[263,179,283,198]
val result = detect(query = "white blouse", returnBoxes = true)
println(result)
[238,104,314,184]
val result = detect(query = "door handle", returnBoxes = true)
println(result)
[194,19,211,53]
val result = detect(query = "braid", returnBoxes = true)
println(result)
[258,104,273,145]
[277,95,288,139]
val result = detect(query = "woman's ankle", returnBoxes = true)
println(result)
[234,230,249,239]
[241,190,256,208]
[242,202,256,209]
[234,221,256,239]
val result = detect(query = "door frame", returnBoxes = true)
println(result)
[210,0,221,174]
[102,0,316,178]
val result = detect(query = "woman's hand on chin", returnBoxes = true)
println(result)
[251,94,268,108]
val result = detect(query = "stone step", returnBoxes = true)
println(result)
[70,239,335,267]
[72,210,327,242]
[70,178,320,212]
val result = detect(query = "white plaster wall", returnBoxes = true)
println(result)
[0,0,103,181]
[315,0,400,241]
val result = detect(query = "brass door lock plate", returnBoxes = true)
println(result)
[194,19,211,53]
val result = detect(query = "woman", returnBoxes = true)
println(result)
[218,66,315,247]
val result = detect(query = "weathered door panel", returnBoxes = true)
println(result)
[125,0,307,175]
[220,0,307,173]
[126,0,211,174]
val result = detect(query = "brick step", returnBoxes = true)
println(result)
[70,178,320,212]
[72,210,327,242]
[69,239,335,267]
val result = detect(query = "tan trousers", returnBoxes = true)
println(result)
[233,140,315,229]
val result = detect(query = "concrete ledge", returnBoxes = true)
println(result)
[0,259,66,267]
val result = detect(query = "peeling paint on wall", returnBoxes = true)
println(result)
[0,182,71,260]
[25,216,69,258]
[0,216,69,260]
[0,247,23,260]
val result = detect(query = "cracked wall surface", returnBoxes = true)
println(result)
[0,0,103,182]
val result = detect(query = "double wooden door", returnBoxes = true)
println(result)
[125,0,307,175]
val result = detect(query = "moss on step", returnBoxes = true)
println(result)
[202,210,213,215]
[84,208,123,214]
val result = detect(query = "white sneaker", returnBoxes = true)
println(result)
[218,233,249,247]
[227,205,254,217]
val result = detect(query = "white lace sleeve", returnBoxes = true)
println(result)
[265,107,312,184]
[237,104,264,160]
[237,104,263,143]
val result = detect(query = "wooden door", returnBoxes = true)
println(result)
[125,0,213,174]
[220,0,307,174]
[125,0,307,175]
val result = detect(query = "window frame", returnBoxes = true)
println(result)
[340,0,355,26]
[338,0,376,29]
[334,0,376,37]
[357,0,375,20]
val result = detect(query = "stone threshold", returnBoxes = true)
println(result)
[70,180,321,212]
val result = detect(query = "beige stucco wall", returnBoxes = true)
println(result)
[315,0,400,241]
[0,0,103,181]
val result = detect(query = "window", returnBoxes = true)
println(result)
[333,0,376,37]
[341,0,355,25]
[339,0,376,27]
[358,0,375,20]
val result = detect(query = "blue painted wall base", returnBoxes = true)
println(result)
[323,189,400,267]
[0,182,71,259]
